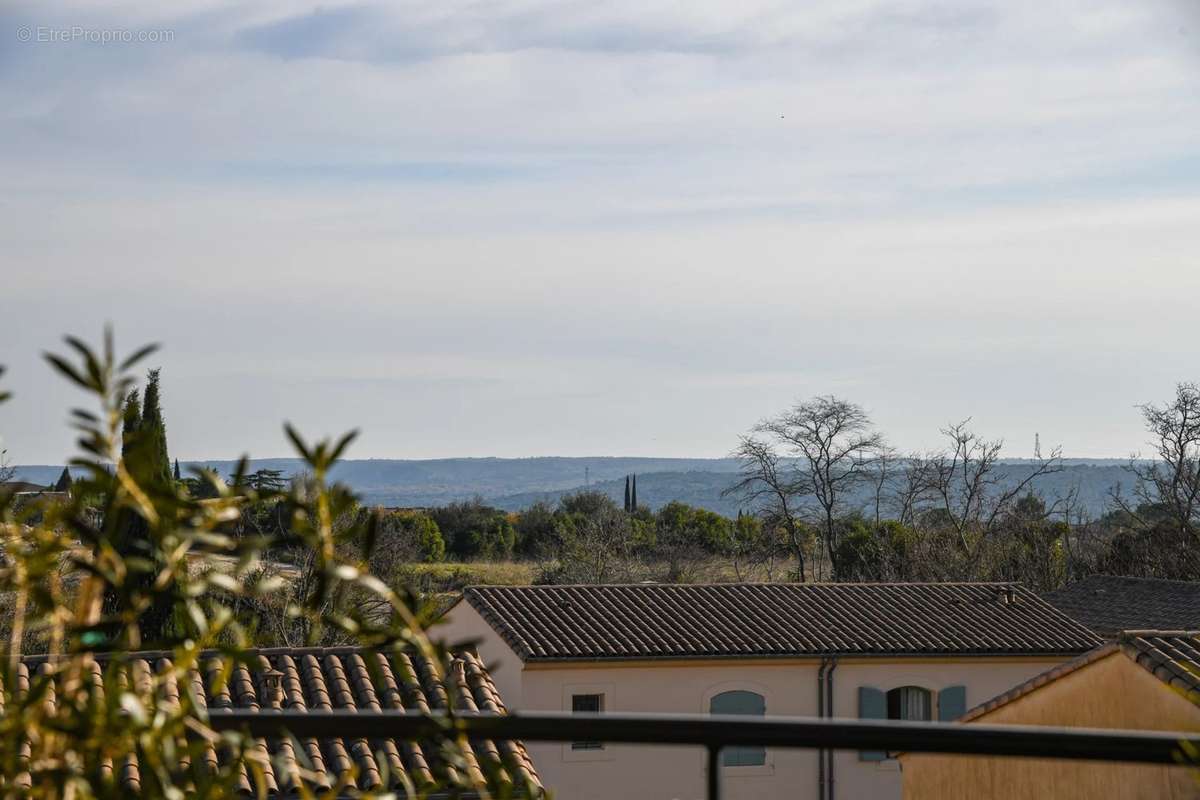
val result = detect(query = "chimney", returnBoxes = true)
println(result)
[261,667,285,707]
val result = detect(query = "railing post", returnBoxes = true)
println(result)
[707,745,721,800]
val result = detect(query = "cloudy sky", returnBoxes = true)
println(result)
[2,0,1199,464]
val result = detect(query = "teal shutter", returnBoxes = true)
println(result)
[937,685,967,722]
[858,686,887,762]
[710,691,766,767]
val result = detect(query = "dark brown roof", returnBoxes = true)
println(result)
[958,630,1200,723]
[462,583,1101,661]
[10,647,541,797]
[1044,576,1200,637]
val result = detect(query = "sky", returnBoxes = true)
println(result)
[2,0,1199,464]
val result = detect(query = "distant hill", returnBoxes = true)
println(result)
[11,457,740,507]
[489,462,1134,518]
[12,457,1138,518]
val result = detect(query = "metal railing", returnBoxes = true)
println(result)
[207,709,1200,799]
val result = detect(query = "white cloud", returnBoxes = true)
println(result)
[1,0,1198,462]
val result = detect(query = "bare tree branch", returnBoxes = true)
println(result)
[729,396,886,580]
[910,420,1063,558]
[725,435,808,581]
[1124,382,1200,541]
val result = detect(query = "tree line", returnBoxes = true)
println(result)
[727,387,1200,587]
[52,369,1200,599]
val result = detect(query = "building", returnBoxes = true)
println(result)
[12,646,543,797]
[437,582,1100,800]
[900,631,1200,799]
[1044,575,1200,637]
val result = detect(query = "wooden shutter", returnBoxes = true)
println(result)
[937,685,967,722]
[710,691,766,767]
[858,686,887,762]
[710,690,766,716]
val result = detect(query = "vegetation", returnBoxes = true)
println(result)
[0,332,516,797]
[206,385,1197,592]
[7,367,1195,605]
[722,392,1200,586]
[431,500,516,561]
[135,385,1200,592]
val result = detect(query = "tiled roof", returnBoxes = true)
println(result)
[1120,630,1200,702]
[1044,576,1200,636]
[11,647,541,797]
[958,630,1200,723]
[462,583,1101,661]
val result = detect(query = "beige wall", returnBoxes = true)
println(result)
[522,660,818,800]
[901,653,1200,800]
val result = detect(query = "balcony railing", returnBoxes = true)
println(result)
[207,709,1199,799]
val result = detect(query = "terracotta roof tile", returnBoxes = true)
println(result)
[1044,576,1200,636]
[1120,631,1200,702]
[16,647,541,797]
[464,582,1101,661]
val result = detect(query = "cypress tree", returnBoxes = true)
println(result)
[109,370,178,645]
[624,475,631,513]
[173,458,181,482]
[139,369,171,486]
[54,467,72,493]
[121,389,141,461]
[109,390,147,637]
[631,474,637,512]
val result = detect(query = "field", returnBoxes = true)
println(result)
[401,561,536,591]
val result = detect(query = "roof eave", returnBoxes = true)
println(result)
[520,649,1095,665]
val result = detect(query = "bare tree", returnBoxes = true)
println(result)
[1116,383,1200,542]
[726,436,809,581]
[730,396,886,580]
[1056,484,1088,580]
[766,397,886,579]
[867,445,900,525]
[892,457,928,527]
[910,420,1063,558]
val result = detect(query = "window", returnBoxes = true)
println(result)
[709,690,766,767]
[860,684,965,761]
[571,693,604,751]
[886,686,932,721]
